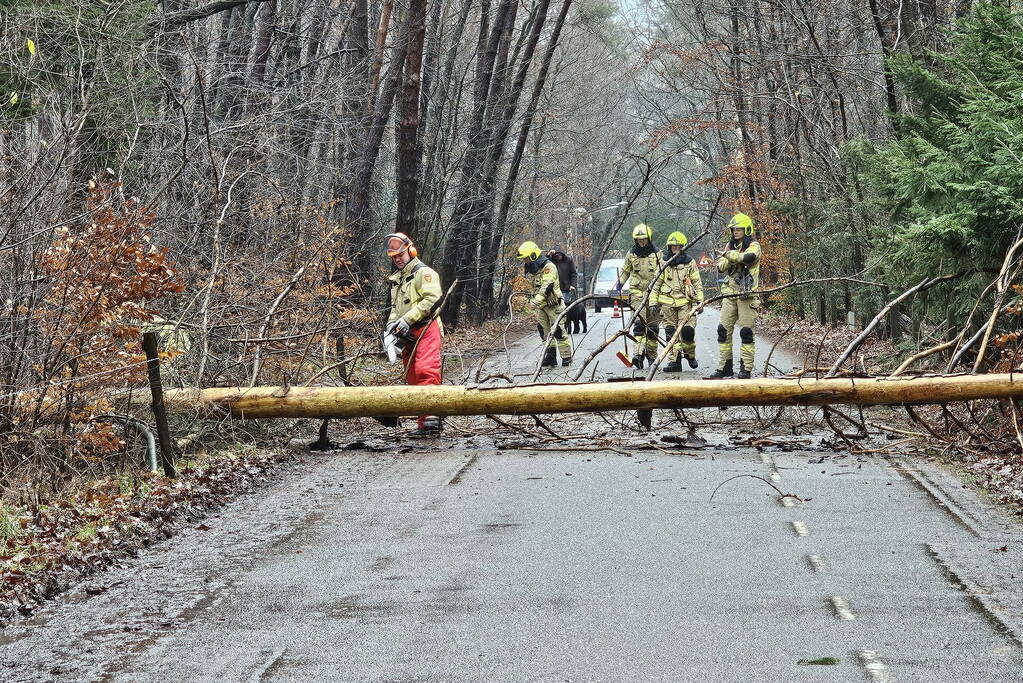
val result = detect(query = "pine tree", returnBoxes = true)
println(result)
[862,0,1023,316]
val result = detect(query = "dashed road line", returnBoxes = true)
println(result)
[830,596,856,621]
[791,520,809,537]
[780,496,798,508]
[760,453,782,482]
[858,650,891,682]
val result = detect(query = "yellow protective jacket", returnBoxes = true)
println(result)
[716,236,761,295]
[525,256,563,308]
[655,254,704,307]
[388,257,443,327]
[619,245,661,293]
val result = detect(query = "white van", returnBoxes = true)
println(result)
[592,258,630,313]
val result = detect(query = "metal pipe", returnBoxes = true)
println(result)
[93,414,159,473]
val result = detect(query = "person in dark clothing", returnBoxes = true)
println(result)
[548,248,587,333]
[548,247,577,293]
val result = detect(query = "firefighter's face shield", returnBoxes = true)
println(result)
[385,237,407,258]
[386,237,412,267]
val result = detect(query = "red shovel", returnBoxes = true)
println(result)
[615,296,633,368]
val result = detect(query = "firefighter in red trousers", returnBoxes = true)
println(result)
[385,233,444,435]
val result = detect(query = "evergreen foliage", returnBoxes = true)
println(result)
[857,0,1023,316]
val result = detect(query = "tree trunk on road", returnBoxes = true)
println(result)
[163,374,1023,419]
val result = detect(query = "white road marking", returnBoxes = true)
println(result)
[761,452,782,482]
[780,496,798,507]
[791,520,809,537]
[806,554,826,572]
[830,595,856,621]
[858,650,891,682]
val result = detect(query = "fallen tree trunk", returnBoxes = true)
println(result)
[162,374,1023,419]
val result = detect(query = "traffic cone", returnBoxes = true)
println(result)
[611,300,622,318]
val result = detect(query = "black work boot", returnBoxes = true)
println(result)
[664,354,682,373]
[631,353,645,369]
[541,348,557,367]
[706,360,733,379]
[411,416,443,436]
[736,361,752,379]
[561,356,572,367]
[686,354,699,369]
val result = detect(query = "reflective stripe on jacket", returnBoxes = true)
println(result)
[620,248,661,292]
[388,258,443,326]
[656,259,704,306]
[715,238,761,295]
[528,259,563,308]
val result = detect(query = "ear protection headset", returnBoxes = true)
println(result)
[385,232,418,259]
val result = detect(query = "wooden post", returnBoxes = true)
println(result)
[142,332,177,478]
[310,336,347,451]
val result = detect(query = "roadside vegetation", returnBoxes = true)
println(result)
[2,0,1023,619]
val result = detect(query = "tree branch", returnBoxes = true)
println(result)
[149,0,269,32]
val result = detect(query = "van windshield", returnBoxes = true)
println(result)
[597,265,619,282]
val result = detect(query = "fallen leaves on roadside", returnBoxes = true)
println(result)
[0,448,289,625]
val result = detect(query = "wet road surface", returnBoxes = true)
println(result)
[465,307,802,384]
[2,310,1022,681]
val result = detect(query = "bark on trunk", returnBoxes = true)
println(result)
[395,0,429,237]
[164,374,1023,419]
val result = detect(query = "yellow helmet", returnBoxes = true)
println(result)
[631,223,653,240]
[727,213,755,236]
[516,241,541,260]
[665,231,688,248]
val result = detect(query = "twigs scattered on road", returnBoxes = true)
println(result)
[708,474,809,504]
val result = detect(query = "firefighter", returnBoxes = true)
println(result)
[655,231,704,372]
[385,232,444,434]
[612,223,661,368]
[517,241,572,367]
[707,213,761,380]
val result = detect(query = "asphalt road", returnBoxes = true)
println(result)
[468,307,802,384]
[2,311,1022,681]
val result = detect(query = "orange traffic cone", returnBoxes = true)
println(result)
[611,300,622,318]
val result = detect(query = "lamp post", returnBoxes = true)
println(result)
[570,201,627,289]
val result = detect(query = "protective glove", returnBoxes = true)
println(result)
[610,282,623,297]
[725,250,742,263]
[392,317,411,337]
[649,304,661,316]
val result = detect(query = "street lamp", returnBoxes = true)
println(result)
[568,201,627,289]
[576,201,627,217]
